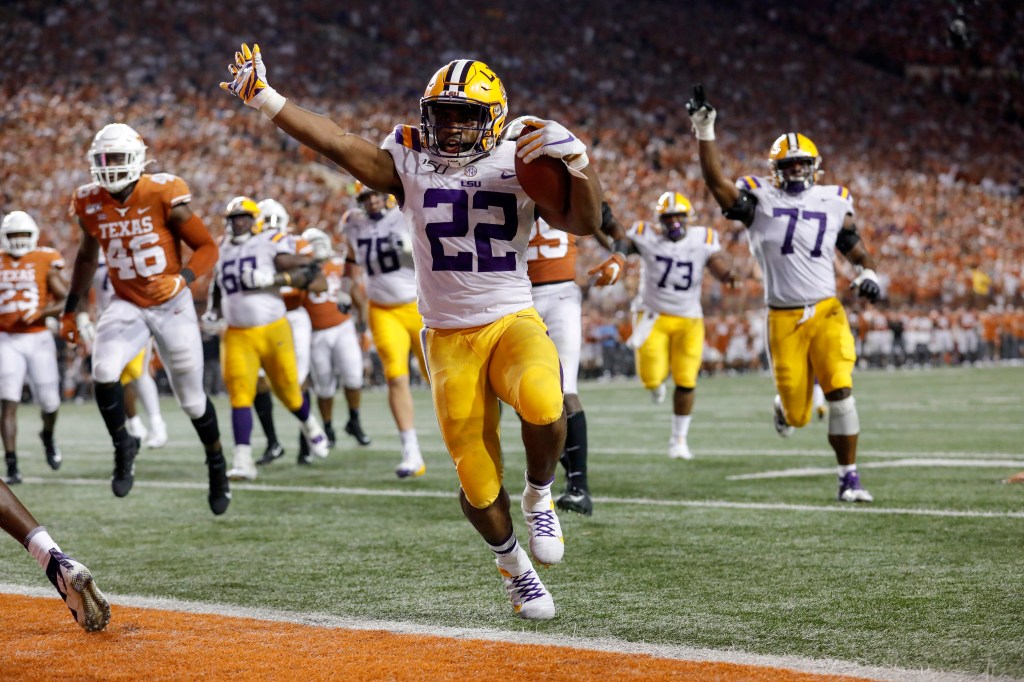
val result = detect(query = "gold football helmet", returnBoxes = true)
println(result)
[224,196,262,243]
[768,132,822,192]
[420,59,508,167]
[655,191,693,241]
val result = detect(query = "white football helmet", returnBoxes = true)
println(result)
[257,198,290,231]
[301,228,332,261]
[88,123,148,193]
[0,211,40,258]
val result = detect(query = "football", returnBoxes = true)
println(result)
[514,131,570,226]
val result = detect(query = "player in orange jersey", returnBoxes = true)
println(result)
[0,212,68,483]
[61,124,230,514]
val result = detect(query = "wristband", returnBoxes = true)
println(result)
[260,88,287,119]
[181,268,196,285]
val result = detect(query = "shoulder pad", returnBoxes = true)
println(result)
[390,125,422,152]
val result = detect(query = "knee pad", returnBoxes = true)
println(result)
[36,383,61,414]
[517,366,563,426]
[828,396,860,436]
[92,358,124,384]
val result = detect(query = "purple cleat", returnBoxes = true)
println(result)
[838,470,873,503]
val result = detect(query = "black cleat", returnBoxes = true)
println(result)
[256,442,285,466]
[206,450,231,515]
[41,432,62,470]
[111,435,139,498]
[324,424,336,448]
[345,418,372,446]
[297,434,312,465]
[5,466,22,485]
[556,486,593,517]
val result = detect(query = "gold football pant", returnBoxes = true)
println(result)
[635,314,704,390]
[369,300,426,381]
[424,308,563,509]
[222,317,303,411]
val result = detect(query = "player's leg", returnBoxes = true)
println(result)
[489,310,566,568]
[252,373,284,465]
[92,299,150,497]
[810,299,871,502]
[222,327,262,480]
[263,317,328,459]
[1,481,110,631]
[636,317,671,404]
[424,320,554,620]
[371,302,423,476]
[667,317,704,460]
[149,291,229,513]
[0,333,27,483]
[332,319,371,447]
[287,309,316,455]
[766,307,814,436]
[23,331,63,470]
[135,340,167,448]
[120,348,147,442]
[308,327,338,465]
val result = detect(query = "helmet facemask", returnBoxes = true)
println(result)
[771,157,819,194]
[1,212,40,258]
[659,213,688,242]
[421,100,498,166]
[224,197,262,244]
[88,124,148,194]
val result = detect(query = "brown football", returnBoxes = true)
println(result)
[514,127,570,226]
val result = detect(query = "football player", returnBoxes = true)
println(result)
[688,86,880,502]
[62,123,230,515]
[0,211,68,483]
[208,197,330,480]
[301,227,371,465]
[223,46,603,619]
[91,251,168,449]
[605,193,737,460]
[341,185,426,478]
[1,479,110,631]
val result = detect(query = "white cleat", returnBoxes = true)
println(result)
[668,439,694,460]
[496,550,555,620]
[227,444,258,481]
[145,421,168,449]
[125,415,148,443]
[773,395,795,438]
[651,383,667,404]
[395,447,426,479]
[521,482,564,566]
[301,418,331,459]
[46,550,111,632]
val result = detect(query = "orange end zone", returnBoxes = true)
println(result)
[0,594,873,681]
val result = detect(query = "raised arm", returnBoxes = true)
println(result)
[221,44,402,199]
[685,85,747,223]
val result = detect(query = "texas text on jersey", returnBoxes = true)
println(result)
[0,249,65,333]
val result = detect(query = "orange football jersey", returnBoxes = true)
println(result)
[71,173,192,308]
[304,257,349,330]
[0,248,65,333]
[282,236,314,311]
[526,217,577,285]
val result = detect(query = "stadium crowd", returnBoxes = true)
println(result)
[2,0,1023,398]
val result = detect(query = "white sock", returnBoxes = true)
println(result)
[399,429,419,451]
[125,415,146,438]
[136,373,162,424]
[489,533,526,571]
[672,414,692,440]
[25,527,60,571]
[838,464,857,476]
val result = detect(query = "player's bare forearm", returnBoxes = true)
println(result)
[844,241,877,272]
[562,165,603,236]
[273,102,402,195]
[697,139,740,211]
[65,227,100,312]
[172,206,218,280]
[708,253,738,287]
[349,280,368,324]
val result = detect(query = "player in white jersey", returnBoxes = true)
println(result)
[342,186,426,478]
[688,85,881,502]
[0,212,68,483]
[605,193,736,460]
[91,253,168,449]
[223,47,603,619]
[206,197,329,480]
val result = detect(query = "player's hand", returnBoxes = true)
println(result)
[241,267,275,290]
[219,43,285,117]
[851,268,881,302]
[60,312,95,345]
[685,84,717,141]
[20,308,41,326]
[359,330,371,352]
[144,274,186,303]
[200,310,224,336]
[515,117,589,177]
[587,253,625,287]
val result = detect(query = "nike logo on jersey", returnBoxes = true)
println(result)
[138,206,152,215]
[500,171,517,179]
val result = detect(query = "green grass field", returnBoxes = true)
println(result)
[2,366,1023,678]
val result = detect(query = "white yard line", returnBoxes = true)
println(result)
[728,458,1024,480]
[20,476,1024,519]
[0,583,1008,682]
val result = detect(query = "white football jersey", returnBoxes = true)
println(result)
[383,125,535,329]
[342,206,417,305]
[629,222,721,318]
[738,176,854,307]
[93,261,115,312]
[217,229,295,328]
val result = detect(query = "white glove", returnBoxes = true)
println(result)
[499,115,531,142]
[219,43,287,119]
[199,311,225,336]
[75,312,96,344]
[241,267,276,290]
[685,85,717,141]
[301,228,333,261]
[515,117,590,178]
